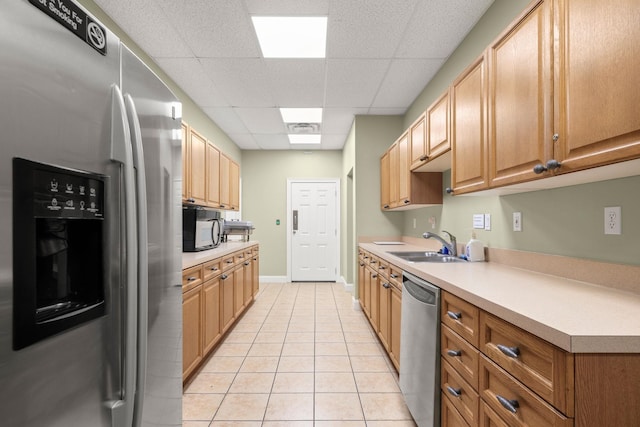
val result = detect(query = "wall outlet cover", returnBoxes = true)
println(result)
[604,206,621,235]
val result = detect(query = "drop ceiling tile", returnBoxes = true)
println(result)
[244,0,330,15]
[325,59,390,107]
[157,0,261,58]
[94,0,192,57]
[396,0,494,58]
[202,107,249,134]
[319,134,347,150]
[200,58,275,107]
[264,59,326,107]
[155,58,228,107]
[322,108,366,134]
[372,59,444,108]
[227,133,260,149]
[234,108,285,133]
[327,0,418,58]
[367,107,407,115]
[253,134,291,150]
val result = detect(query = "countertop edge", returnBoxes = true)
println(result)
[182,241,259,270]
[359,242,640,354]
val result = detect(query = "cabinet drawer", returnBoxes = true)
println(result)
[203,259,222,281]
[376,258,390,278]
[368,254,380,268]
[182,265,203,292]
[221,253,236,271]
[252,245,259,255]
[235,251,247,264]
[442,324,480,390]
[442,391,471,427]
[442,292,480,347]
[479,355,573,427]
[480,311,574,415]
[388,264,402,288]
[442,358,479,426]
[479,400,510,427]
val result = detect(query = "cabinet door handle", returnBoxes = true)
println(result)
[447,311,462,320]
[496,395,519,413]
[446,386,462,398]
[382,282,391,289]
[221,274,228,280]
[497,344,520,359]
[447,349,462,357]
[372,274,378,279]
[244,261,250,266]
[378,265,386,270]
[419,155,428,161]
[187,198,195,203]
[445,187,454,194]
[403,199,410,204]
[359,262,365,267]
[186,276,197,282]
[383,204,390,209]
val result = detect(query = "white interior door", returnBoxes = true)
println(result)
[290,181,339,282]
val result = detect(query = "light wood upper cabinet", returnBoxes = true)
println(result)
[397,132,410,206]
[554,0,640,172]
[426,89,451,162]
[409,113,427,170]
[219,153,230,209]
[451,54,489,194]
[205,141,220,208]
[229,160,240,210]
[389,141,399,208]
[186,128,207,205]
[380,151,390,210]
[488,0,553,188]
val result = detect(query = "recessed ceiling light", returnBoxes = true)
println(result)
[288,134,321,144]
[280,108,323,123]
[252,16,327,58]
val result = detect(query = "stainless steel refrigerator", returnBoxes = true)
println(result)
[0,0,183,426]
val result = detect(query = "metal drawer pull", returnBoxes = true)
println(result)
[244,261,250,266]
[209,267,218,271]
[497,344,520,359]
[447,349,462,357]
[372,274,378,279]
[496,395,519,413]
[447,311,462,320]
[382,282,391,289]
[390,274,398,279]
[360,262,365,266]
[446,386,462,398]
[379,265,386,270]
[221,274,228,280]
[226,259,234,264]
[186,276,197,282]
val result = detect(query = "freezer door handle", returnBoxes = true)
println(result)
[109,84,138,427]
[124,92,148,427]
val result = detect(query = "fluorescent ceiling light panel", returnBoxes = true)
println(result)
[288,134,321,144]
[252,16,327,58]
[280,108,323,123]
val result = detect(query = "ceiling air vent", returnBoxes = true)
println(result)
[286,122,321,134]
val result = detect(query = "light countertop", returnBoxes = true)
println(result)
[359,242,640,353]
[182,241,259,270]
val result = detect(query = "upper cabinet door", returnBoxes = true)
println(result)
[380,151,391,210]
[488,0,554,188]
[181,122,189,202]
[397,132,411,205]
[188,128,207,206]
[409,113,427,170]
[554,0,640,172]
[219,153,230,209]
[426,89,450,161]
[206,141,220,208]
[451,54,489,194]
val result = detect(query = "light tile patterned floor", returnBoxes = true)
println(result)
[183,282,417,427]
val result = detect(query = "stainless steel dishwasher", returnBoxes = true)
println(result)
[399,271,440,427]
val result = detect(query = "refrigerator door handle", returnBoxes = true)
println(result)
[108,84,138,427]
[124,93,149,427]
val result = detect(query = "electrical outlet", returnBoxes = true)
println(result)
[513,212,522,232]
[604,206,621,235]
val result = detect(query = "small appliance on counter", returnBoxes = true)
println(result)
[183,206,224,251]
[222,220,255,242]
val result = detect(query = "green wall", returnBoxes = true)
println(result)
[241,150,343,276]
[77,0,241,163]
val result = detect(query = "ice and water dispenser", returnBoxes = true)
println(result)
[13,158,106,350]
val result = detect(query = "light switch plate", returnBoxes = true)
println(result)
[473,214,484,229]
[484,214,491,231]
[513,212,522,232]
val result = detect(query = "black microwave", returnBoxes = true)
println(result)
[182,206,223,252]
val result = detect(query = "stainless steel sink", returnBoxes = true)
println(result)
[387,251,466,263]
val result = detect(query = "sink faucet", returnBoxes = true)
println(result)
[423,231,457,257]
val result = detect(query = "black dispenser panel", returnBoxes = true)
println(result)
[13,158,107,350]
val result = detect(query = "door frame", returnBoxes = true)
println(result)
[286,178,341,282]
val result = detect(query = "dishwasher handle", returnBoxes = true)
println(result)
[402,272,440,305]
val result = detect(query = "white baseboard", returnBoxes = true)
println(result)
[259,275,288,283]
[352,296,362,311]
[338,276,354,293]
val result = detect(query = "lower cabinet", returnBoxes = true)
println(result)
[358,247,403,372]
[182,285,203,381]
[183,244,259,383]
